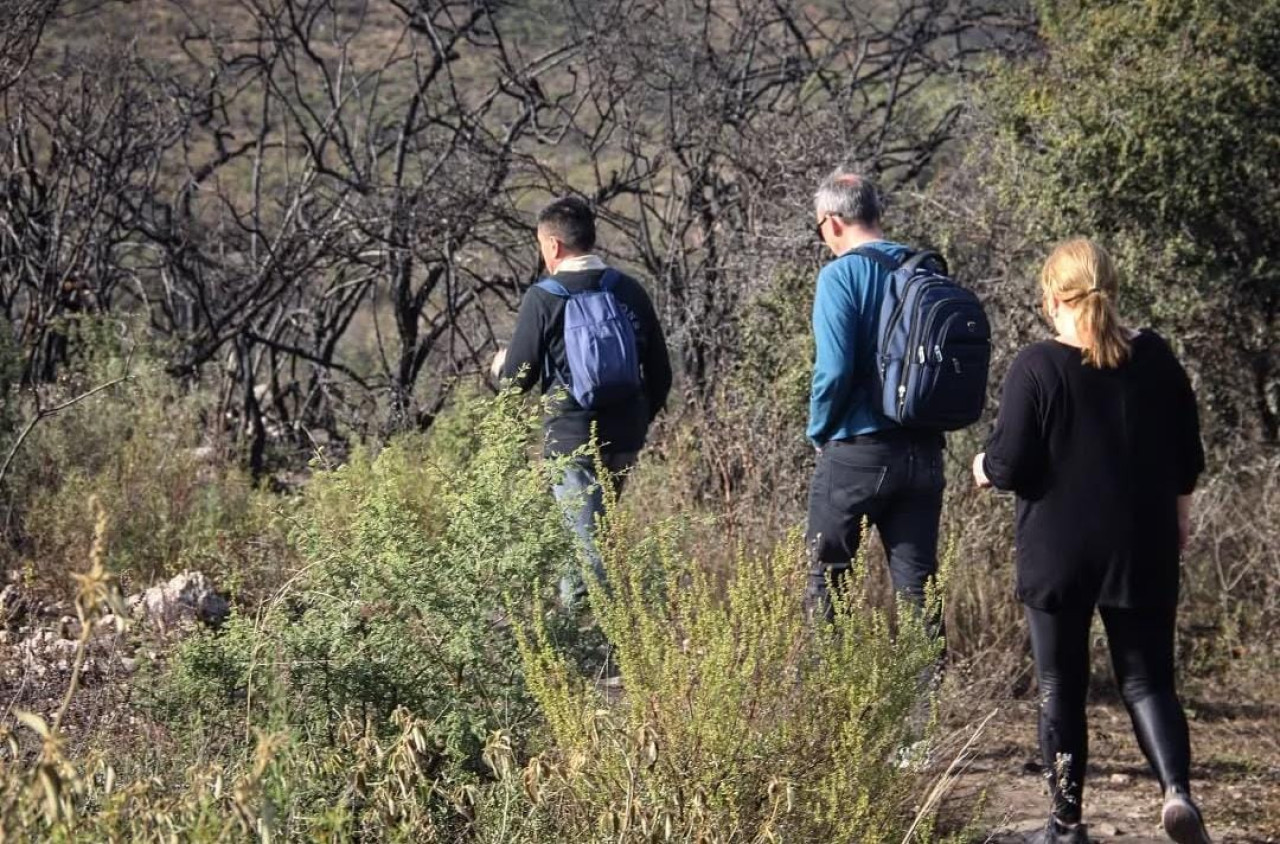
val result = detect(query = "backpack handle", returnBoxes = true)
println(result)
[901,250,948,276]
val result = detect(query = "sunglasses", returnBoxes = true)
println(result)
[815,214,833,241]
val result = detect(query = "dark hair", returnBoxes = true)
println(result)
[537,196,596,253]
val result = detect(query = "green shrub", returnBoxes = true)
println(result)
[501,497,947,843]
[162,388,576,777]
[5,387,961,842]
[1,318,290,601]
[2,704,468,843]
[979,0,1280,444]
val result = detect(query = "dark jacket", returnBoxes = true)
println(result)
[501,264,672,456]
[982,330,1204,610]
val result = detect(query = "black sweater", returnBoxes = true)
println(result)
[501,266,672,456]
[982,331,1204,610]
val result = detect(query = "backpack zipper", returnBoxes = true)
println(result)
[916,295,987,362]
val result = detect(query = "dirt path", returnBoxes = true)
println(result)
[940,697,1279,843]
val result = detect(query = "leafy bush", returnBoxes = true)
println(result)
[162,388,576,776]
[4,387,965,842]
[1,318,289,600]
[2,705,466,842]
[500,496,947,843]
[914,0,1280,683]
[979,0,1280,444]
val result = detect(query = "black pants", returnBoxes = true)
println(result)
[805,431,945,621]
[1026,603,1193,823]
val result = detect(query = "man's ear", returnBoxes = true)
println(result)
[828,217,845,238]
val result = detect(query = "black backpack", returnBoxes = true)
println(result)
[854,247,991,431]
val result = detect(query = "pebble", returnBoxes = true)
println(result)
[1109,772,1132,785]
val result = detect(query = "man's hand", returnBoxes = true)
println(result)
[972,452,992,489]
[490,347,507,380]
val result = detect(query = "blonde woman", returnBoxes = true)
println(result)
[973,239,1209,844]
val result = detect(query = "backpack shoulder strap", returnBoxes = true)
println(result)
[535,278,572,298]
[849,246,905,272]
[847,246,950,278]
[597,268,621,292]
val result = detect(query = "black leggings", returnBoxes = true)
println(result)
[1025,604,1192,823]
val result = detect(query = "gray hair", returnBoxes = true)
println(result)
[813,168,882,226]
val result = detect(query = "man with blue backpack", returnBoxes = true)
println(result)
[499,197,672,610]
[807,169,990,622]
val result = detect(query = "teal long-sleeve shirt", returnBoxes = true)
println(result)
[807,240,911,446]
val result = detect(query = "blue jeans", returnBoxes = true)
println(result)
[551,451,638,609]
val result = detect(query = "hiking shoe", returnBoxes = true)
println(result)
[1025,817,1089,844]
[1162,792,1212,844]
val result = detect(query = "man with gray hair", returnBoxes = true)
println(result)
[806,169,945,621]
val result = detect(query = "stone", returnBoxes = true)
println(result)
[59,615,80,640]
[1,584,28,628]
[138,571,230,630]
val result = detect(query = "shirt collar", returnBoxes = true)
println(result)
[837,239,894,259]
[555,254,608,273]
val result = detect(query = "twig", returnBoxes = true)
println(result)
[901,708,999,844]
[51,607,93,734]
[0,365,135,488]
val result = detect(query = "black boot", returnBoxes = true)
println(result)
[1162,786,1212,844]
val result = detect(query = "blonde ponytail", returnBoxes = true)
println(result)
[1040,239,1131,369]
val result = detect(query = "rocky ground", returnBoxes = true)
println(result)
[0,569,229,734]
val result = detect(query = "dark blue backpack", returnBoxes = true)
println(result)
[854,247,991,431]
[535,269,642,410]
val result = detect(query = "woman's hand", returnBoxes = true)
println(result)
[972,452,992,489]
